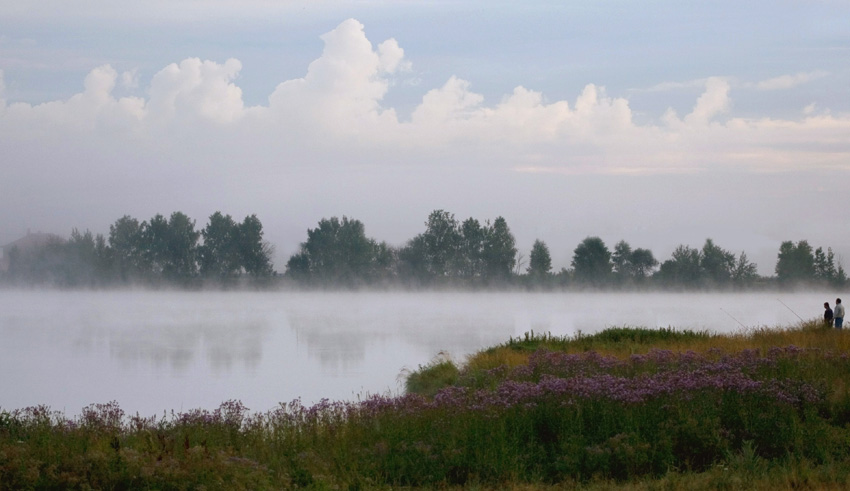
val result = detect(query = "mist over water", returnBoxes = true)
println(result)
[0,290,835,416]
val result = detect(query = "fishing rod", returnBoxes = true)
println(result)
[720,308,746,328]
[777,299,804,322]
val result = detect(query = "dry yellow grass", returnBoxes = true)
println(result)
[465,349,532,372]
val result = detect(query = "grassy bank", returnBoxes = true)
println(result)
[3,321,850,489]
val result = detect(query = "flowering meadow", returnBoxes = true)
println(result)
[3,322,850,489]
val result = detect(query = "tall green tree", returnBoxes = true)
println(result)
[285,216,385,285]
[140,212,200,281]
[108,215,144,281]
[140,214,169,277]
[457,218,485,279]
[630,248,658,281]
[612,240,659,285]
[731,251,759,287]
[700,238,735,287]
[527,239,553,279]
[656,245,702,287]
[421,210,461,277]
[814,247,838,283]
[370,241,397,283]
[199,212,241,279]
[481,216,517,282]
[612,240,634,281]
[165,212,201,279]
[200,212,274,280]
[237,214,274,277]
[284,250,311,282]
[397,235,430,284]
[571,237,612,286]
[775,240,815,284]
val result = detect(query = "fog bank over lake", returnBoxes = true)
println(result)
[0,290,837,416]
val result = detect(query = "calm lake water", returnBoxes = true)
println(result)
[0,290,836,416]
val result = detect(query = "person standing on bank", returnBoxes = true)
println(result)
[834,298,845,329]
[825,302,834,326]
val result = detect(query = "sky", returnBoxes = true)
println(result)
[1,0,849,274]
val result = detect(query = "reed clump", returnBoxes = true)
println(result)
[3,321,850,489]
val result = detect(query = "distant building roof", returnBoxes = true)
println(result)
[0,231,64,272]
[2,231,64,252]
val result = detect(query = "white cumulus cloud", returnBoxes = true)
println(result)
[267,19,403,135]
[683,77,731,126]
[1,19,849,182]
[147,58,244,124]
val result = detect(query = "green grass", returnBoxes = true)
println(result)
[404,353,461,397]
[497,326,715,353]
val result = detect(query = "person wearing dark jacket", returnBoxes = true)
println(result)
[825,302,834,326]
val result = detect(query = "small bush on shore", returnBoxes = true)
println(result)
[404,351,460,397]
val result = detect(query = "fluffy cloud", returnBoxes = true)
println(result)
[120,69,140,90]
[266,19,403,136]
[1,19,849,177]
[2,64,146,131]
[683,77,731,126]
[148,58,244,124]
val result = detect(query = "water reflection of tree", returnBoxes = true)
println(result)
[99,321,266,374]
[286,302,515,374]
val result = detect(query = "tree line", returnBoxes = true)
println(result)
[282,210,847,290]
[1,212,274,287]
[2,208,846,289]
[285,212,519,287]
